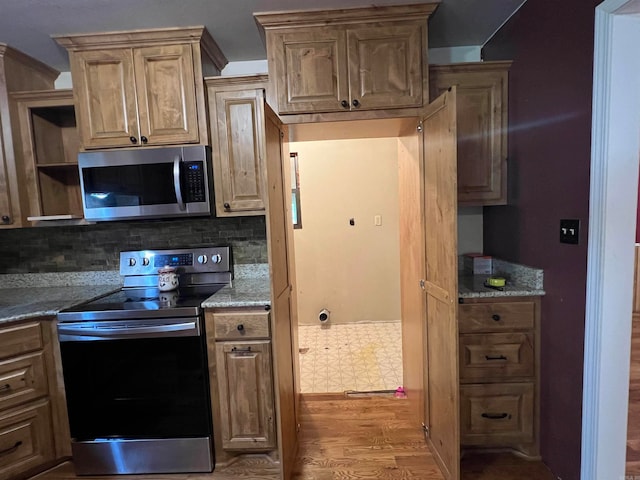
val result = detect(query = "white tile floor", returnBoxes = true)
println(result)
[297,321,403,393]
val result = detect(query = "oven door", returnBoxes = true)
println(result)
[78,145,212,221]
[58,317,214,474]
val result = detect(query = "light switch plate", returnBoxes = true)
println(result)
[560,219,580,244]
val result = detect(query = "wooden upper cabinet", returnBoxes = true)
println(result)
[274,28,349,114]
[55,27,227,150]
[430,62,511,206]
[134,44,199,145]
[206,75,269,217]
[71,49,138,148]
[347,23,423,110]
[0,44,59,229]
[255,4,437,118]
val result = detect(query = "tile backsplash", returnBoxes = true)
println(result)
[0,216,267,274]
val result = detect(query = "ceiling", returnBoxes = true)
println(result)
[0,0,525,73]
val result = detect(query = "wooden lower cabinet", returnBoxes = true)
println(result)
[0,319,69,480]
[215,340,276,450]
[458,296,540,458]
[205,309,278,468]
[0,400,55,480]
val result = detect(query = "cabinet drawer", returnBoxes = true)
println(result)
[0,400,55,479]
[459,302,535,333]
[0,352,48,412]
[460,383,534,446]
[214,312,270,340]
[0,323,43,361]
[459,333,534,382]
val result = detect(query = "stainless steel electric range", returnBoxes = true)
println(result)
[57,247,231,475]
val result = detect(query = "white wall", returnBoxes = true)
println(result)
[292,136,401,325]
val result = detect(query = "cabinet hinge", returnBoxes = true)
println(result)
[280,131,284,139]
[417,122,423,133]
[421,423,430,437]
[419,279,426,290]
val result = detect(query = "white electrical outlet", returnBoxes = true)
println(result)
[374,215,382,226]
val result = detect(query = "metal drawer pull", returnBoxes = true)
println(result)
[481,413,510,420]
[231,346,252,353]
[0,440,22,457]
[0,384,11,394]
[485,355,507,361]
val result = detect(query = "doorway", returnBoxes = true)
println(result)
[287,119,409,395]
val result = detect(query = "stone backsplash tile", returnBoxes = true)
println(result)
[0,216,267,274]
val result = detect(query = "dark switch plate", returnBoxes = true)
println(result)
[560,219,580,244]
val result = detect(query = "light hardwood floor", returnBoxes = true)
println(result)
[627,314,640,475]
[33,394,555,480]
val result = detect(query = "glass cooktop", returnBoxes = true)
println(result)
[58,284,226,322]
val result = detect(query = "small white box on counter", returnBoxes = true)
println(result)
[463,254,493,275]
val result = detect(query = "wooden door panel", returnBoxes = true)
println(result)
[275,29,349,114]
[422,88,459,480]
[73,49,138,148]
[348,24,423,110]
[134,44,199,145]
[263,105,298,479]
[216,341,276,450]
[214,89,265,214]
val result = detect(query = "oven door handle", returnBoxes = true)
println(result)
[58,319,200,341]
[173,156,186,211]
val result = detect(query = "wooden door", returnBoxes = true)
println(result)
[72,49,139,149]
[215,340,276,450]
[262,105,298,480]
[273,28,349,114]
[213,89,266,215]
[134,44,199,145]
[347,23,423,110]
[422,88,459,480]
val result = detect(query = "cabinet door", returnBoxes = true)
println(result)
[430,63,509,205]
[274,28,349,114]
[134,44,199,146]
[422,88,459,480]
[215,340,276,451]
[72,49,139,149]
[0,400,55,479]
[212,89,266,215]
[347,23,423,110]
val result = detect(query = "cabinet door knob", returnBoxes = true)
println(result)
[237,324,244,332]
[129,136,138,144]
[141,136,148,144]
[341,100,349,109]
[223,203,231,210]
[492,314,501,321]
[352,99,360,108]
[1,215,9,224]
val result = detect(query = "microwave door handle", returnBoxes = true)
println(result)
[173,156,186,210]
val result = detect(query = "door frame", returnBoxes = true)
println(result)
[581,1,640,478]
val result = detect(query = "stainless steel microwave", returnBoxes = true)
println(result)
[78,145,213,222]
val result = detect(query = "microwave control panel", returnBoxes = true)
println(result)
[184,161,206,202]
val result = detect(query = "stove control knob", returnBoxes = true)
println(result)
[197,254,208,265]
[212,254,222,264]
[142,257,150,266]
[128,258,136,267]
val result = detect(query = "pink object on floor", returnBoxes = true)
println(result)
[394,386,406,398]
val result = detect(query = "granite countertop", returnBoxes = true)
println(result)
[201,264,271,309]
[458,258,545,298]
[0,283,120,324]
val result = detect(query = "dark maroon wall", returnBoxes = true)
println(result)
[482,1,599,479]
